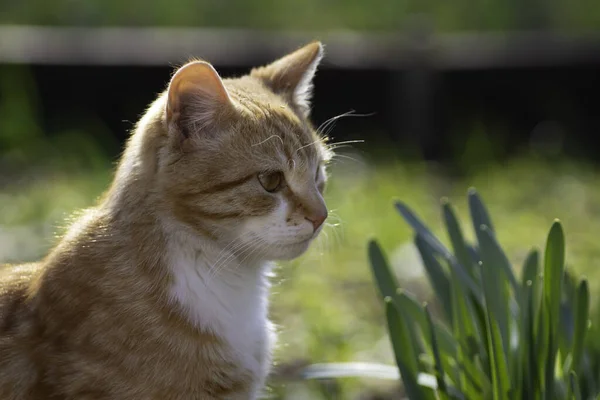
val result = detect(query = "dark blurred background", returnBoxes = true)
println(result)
[2,1,600,399]
[4,27,600,165]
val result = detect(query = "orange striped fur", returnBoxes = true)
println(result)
[0,42,330,399]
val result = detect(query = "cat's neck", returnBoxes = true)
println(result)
[163,222,273,347]
[162,219,273,281]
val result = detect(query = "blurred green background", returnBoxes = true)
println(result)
[2,0,600,31]
[2,1,600,399]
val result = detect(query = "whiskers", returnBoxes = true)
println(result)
[251,134,284,148]
[291,110,373,157]
[206,233,265,283]
[327,151,366,168]
[316,110,375,138]
[235,236,269,271]
[311,209,344,256]
[315,110,374,168]
[326,139,366,153]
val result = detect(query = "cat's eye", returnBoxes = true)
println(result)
[258,171,284,193]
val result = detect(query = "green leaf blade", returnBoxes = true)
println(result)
[425,304,447,394]
[572,279,590,374]
[368,239,399,300]
[477,225,512,378]
[480,258,511,400]
[442,199,476,279]
[544,220,566,336]
[416,235,453,321]
[385,299,433,400]
[468,188,495,234]
[543,221,566,398]
[395,290,458,358]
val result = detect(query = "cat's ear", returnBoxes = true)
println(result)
[251,41,324,116]
[166,61,234,138]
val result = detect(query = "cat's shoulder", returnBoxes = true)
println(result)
[0,262,41,293]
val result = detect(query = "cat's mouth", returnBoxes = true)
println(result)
[311,225,326,240]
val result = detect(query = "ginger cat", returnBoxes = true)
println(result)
[0,42,330,399]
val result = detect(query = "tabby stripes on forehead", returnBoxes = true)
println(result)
[231,90,266,116]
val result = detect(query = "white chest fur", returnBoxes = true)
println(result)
[167,235,275,392]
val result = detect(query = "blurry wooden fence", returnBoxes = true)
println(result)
[2,25,600,159]
[2,25,600,68]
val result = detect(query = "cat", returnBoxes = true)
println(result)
[0,41,330,399]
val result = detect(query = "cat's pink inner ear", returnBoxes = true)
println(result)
[166,61,232,133]
[251,41,324,114]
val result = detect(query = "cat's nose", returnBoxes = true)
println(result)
[305,211,327,232]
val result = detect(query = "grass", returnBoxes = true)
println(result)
[3,144,600,398]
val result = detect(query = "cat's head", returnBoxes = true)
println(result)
[159,42,331,261]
